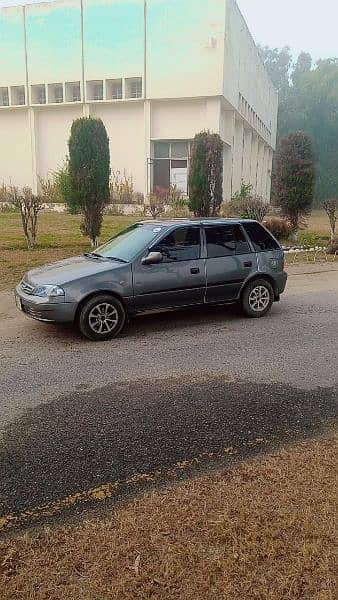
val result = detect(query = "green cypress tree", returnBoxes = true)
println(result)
[68,117,110,246]
[274,132,316,230]
[188,131,223,217]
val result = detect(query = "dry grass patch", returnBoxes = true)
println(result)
[0,434,336,600]
[0,209,333,290]
[0,213,138,290]
[307,210,331,236]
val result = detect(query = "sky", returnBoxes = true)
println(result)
[236,0,337,61]
[0,0,337,62]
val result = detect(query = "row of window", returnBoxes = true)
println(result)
[151,223,279,262]
[0,78,143,107]
[238,93,271,140]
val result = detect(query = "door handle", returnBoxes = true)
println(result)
[243,261,253,268]
[190,267,200,274]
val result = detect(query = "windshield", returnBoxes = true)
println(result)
[92,224,164,262]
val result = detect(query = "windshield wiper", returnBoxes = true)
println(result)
[106,256,128,263]
[84,252,127,263]
[84,252,102,259]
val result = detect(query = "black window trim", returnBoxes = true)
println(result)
[239,223,255,253]
[203,223,253,259]
[150,224,203,262]
[242,221,280,253]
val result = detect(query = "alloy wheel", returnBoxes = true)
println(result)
[248,285,270,312]
[88,302,118,334]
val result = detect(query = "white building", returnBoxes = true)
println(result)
[0,0,278,201]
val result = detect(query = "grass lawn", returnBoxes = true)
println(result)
[0,209,332,291]
[0,212,139,291]
[0,434,336,599]
[307,209,331,236]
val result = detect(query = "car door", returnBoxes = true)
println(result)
[133,225,206,311]
[204,224,257,303]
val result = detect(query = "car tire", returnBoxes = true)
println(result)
[241,278,274,318]
[78,294,126,341]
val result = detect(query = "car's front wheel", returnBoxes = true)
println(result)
[241,279,274,318]
[78,294,126,341]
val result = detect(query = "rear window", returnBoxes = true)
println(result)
[242,222,279,252]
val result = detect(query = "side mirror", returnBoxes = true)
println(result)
[141,251,163,265]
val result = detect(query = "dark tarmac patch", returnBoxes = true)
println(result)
[0,375,336,531]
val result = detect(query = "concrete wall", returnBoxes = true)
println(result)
[0,6,26,87]
[224,0,278,149]
[151,98,220,141]
[26,0,82,86]
[35,105,83,178]
[91,102,146,193]
[147,0,225,99]
[0,108,33,188]
[84,0,144,82]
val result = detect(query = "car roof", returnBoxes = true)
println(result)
[139,218,258,227]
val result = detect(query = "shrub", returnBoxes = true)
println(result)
[274,132,316,231]
[39,161,77,213]
[39,175,62,204]
[133,192,144,205]
[189,131,223,216]
[110,170,134,204]
[8,186,43,249]
[227,195,270,222]
[152,185,184,205]
[0,183,9,203]
[68,117,110,246]
[146,192,165,219]
[263,217,291,240]
[232,181,253,202]
[152,186,170,204]
[298,231,324,248]
[166,184,185,204]
[144,185,189,218]
[168,196,190,218]
[54,162,75,213]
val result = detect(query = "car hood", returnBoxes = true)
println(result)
[24,255,126,286]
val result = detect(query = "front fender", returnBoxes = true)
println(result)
[64,264,133,304]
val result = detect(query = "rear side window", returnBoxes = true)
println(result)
[243,222,279,252]
[205,225,251,258]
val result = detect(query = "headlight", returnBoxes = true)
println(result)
[33,285,65,297]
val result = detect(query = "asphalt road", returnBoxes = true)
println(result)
[0,264,337,530]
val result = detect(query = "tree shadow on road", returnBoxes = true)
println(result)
[0,374,336,530]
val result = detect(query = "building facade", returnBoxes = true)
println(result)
[0,0,278,201]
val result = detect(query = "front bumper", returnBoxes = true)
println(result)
[15,286,77,323]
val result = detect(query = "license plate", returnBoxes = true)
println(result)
[15,295,22,311]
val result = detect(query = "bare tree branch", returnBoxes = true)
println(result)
[8,186,43,249]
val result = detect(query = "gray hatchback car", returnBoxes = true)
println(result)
[15,219,287,341]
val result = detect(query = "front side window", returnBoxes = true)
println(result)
[94,224,165,262]
[152,226,201,262]
[242,222,279,252]
[206,225,251,258]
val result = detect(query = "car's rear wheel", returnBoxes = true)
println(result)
[241,278,274,318]
[78,294,126,341]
